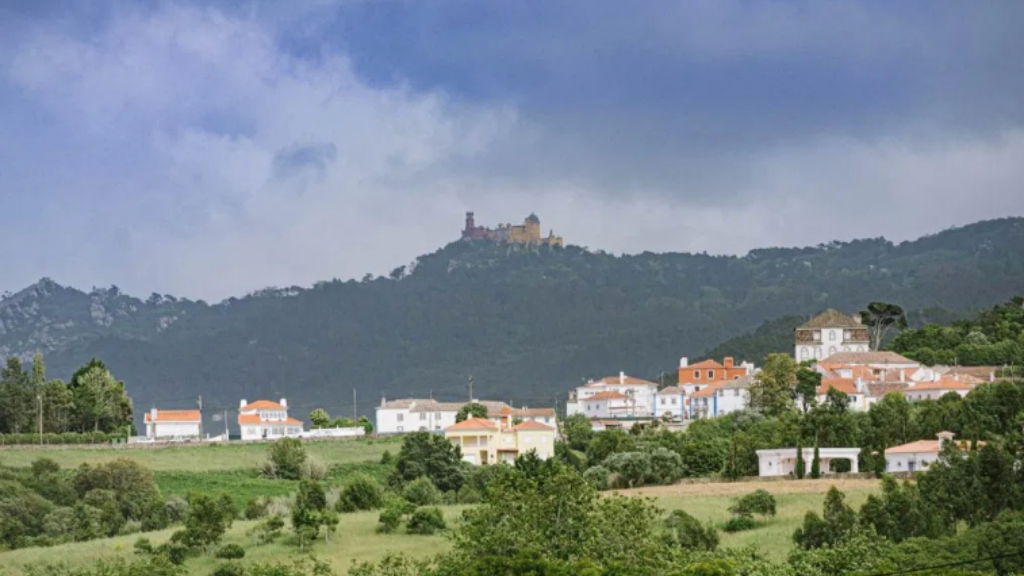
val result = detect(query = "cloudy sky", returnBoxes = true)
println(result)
[2,1,1023,300]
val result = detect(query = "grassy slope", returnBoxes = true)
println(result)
[0,485,877,573]
[0,438,399,471]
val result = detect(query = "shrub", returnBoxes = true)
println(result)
[337,474,385,512]
[213,564,246,576]
[377,501,410,534]
[583,466,611,490]
[723,515,757,532]
[164,497,189,523]
[248,515,284,545]
[134,537,154,555]
[156,541,191,565]
[407,507,446,535]
[647,447,684,485]
[215,543,246,560]
[244,497,269,520]
[265,438,307,480]
[730,490,777,518]
[454,487,481,504]
[663,510,719,552]
[218,494,239,521]
[300,457,328,481]
[603,452,652,488]
[403,477,440,506]
[31,458,61,476]
[380,450,394,466]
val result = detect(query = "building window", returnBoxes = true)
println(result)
[670,397,677,405]
[800,347,809,360]
[544,417,550,423]
[397,414,404,422]
[660,398,666,405]
[694,370,701,380]
[708,370,715,379]
[586,404,591,411]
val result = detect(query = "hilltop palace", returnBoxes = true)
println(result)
[461,212,564,247]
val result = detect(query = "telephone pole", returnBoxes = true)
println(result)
[38,395,43,445]
[223,409,229,439]
[468,376,474,402]
[197,396,203,437]
[353,388,357,421]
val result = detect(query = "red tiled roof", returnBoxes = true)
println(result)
[589,391,628,400]
[691,384,722,398]
[686,359,724,370]
[885,439,980,454]
[820,351,918,365]
[818,378,858,396]
[445,417,497,431]
[514,420,554,431]
[657,386,684,395]
[910,379,973,392]
[241,400,286,411]
[866,383,910,398]
[597,375,658,386]
[145,410,201,423]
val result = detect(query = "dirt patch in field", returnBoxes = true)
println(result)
[613,478,879,498]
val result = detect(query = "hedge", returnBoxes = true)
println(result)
[0,432,119,445]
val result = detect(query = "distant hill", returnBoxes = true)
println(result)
[1,217,1022,424]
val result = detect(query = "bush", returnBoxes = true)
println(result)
[403,477,440,506]
[134,537,154,555]
[603,452,652,488]
[407,507,446,535]
[213,564,246,576]
[583,466,611,490]
[215,543,246,560]
[244,497,269,520]
[647,447,684,485]
[730,489,777,518]
[454,487,481,504]
[165,497,189,523]
[31,458,61,476]
[337,474,385,512]
[376,500,413,534]
[723,515,757,532]
[265,438,307,480]
[155,541,191,565]
[663,510,719,552]
[300,457,328,481]
[380,450,394,466]
[248,515,284,545]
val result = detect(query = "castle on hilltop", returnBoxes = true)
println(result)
[461,212,564,247]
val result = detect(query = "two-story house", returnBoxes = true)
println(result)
[676,357,756,418]
[238,399,304,441]
[567,372,658,418]
[444,416,556,465]
[375,398,555,434]
[144,408,202,439]
[795,309,870,361]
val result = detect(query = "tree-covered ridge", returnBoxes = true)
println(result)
[891,296,1024,367]
[0,217,1021,416]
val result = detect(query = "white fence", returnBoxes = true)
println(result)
[300,427,365,439]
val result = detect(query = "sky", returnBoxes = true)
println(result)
[2,0,1023,300]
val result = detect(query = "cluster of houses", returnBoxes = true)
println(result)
[143,309,999,472]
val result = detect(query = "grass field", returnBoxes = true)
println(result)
[0,438,399,472]
[0,478,879,574]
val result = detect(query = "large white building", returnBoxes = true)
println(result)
[238,399,304,441]
[795,309,870,361]
[375,398,555,434]
[688,375,754,419]
[756,447,861,477]
[144,408,202,439]
[566,372,658,418]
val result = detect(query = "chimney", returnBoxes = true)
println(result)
[240,399,247,410]
[900,369,905,383]
[280,398,287,408]
[853,314,862,325]
[855,377,864,394]
[936,431,955,448]
[724,357,734,368]
[150,407,158,420]
[381,395,386,407]
[620,371,625,384]
[680,357,689,368]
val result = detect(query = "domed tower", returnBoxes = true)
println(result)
[525,213,541,243]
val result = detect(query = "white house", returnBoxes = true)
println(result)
[687,375,754,419]
[144,409,202,439]
[238,399,304,441]
[653,386,685,420]
[756,447,861,477]
[885,431,974,473]
[902,377,977,401]
[795,310,870,361]
[567,372,658,417]
[813,378,867,411]
[375,398,554,434]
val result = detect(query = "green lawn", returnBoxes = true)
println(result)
[0,508,464,576]
[653,488,875,561]
[0,438,399,472]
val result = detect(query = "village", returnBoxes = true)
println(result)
[140,308,995,477]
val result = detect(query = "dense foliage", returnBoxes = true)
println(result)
[1,218,1021,413]
[892,296,1024,367]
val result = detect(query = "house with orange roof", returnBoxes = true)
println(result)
[885,432,977,473]
[813,378,867,410]
[567,372,658,418]
[444,415,556,465]
[238,398,303,441]
[688,375,756,419]
[673,356,756,418]
[903,377,976,401]
[144,408,202,439]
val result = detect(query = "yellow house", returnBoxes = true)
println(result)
[444,417,556,465]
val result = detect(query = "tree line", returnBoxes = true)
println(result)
[0,356,133,438]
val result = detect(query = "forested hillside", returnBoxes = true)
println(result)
[1,217,1022,419]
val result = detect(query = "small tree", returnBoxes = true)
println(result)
[860,302,908,350]
[337,475,385,512]
[309,409,331,429]
[403,477,441,506]
[291,480,332,549]
[795,442,805,479]
[662,510,719,551]
[215,543,245,560]
[810,443,821,479]
[730,490,777,519]
[793,486,856,549]
[266,438,307,480]
[455,402,488,423]
[183,492,231,555]
[407,507,446,535]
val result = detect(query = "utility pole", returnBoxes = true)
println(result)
[198,395,203,437]
[38,395,43,445]
[353,388,357,421]
[468,376,474,402]
[223,409,229,439]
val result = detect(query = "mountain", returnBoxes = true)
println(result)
[2,217,1023,424]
